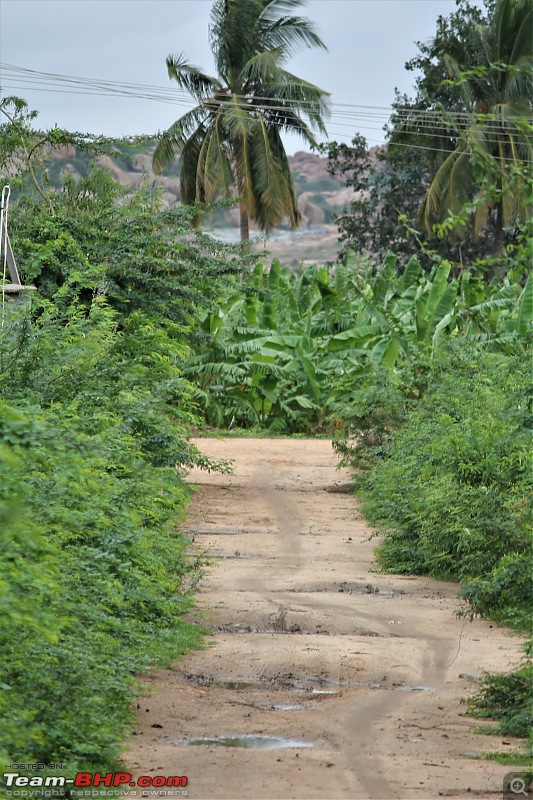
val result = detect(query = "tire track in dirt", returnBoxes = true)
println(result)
[124,439,525,800]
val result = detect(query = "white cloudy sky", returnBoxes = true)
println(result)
[0,0,482,153]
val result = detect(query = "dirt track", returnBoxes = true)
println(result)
[125,438,526,800]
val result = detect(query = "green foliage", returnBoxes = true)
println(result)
[185,258,331,431]
[326,0,532,264]
[186,248,531,434]
[322,135,377,260]
[10,164,243,328]
[469,661,533,745]
[0,96,130,212]
[462,553,533,630]
[0,293,221,773]
[0,413,64,763]
[0,150,236,773]
[152,0,330,239]
[356,348,532,629]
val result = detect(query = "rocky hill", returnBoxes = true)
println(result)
[46,144,362,264]
[49,146,351,223]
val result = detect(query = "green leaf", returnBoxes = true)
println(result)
[517,274,532,336]
[327,324,382,350]
[381,338,401,368]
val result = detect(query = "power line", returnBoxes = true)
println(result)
[4,62,531,129]
[3,79,529,153]
[1,63,531,163]
[3,77,528,146]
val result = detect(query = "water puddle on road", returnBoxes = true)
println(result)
[394,684,434,692]
[211,680,257,690]
[172,735,313,749]
[293,677,435,694]
[184,674,435,695]
[210,553,256,559]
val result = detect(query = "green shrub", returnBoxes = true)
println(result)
[359,347,532,626]
[469,660,533,745]
[0,290,229,776]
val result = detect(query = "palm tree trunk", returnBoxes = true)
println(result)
[492,199,504,256]
[240,202,250,246]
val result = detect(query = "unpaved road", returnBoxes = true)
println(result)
[125,439,526,800]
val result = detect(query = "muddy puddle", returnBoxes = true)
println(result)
[287,581,405,597]
[183,672,437,696]
[169,735,313,750]
[209,553,257,560]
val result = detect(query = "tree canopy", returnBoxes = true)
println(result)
[417,0,533,250]
[326,0,532,264]
[152,0,330,241]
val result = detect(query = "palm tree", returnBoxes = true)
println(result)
[152,0,330,243]
[419,0,532,252]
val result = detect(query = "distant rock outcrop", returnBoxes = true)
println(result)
[298,191,325,225]
[45,143,355,229]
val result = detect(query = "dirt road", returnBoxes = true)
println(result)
[125,438,526,800]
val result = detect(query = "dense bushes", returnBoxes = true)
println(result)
[10,165,243,329]
[0,166,236,776]
[355,348,532,628]
[469,658,533,748]
[187,250,531,433]
[0,300,210,773]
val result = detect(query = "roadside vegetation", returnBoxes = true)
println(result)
[0,0,531,781]
[0,102,239,775]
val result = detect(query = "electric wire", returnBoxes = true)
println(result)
[3,62,530,116]
[2,61,531,140]
[3,75,529,151]
[2,86,529,162]
[1,62,531,163]
[3,62,531,131]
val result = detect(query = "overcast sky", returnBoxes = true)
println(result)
[0,0,482,153]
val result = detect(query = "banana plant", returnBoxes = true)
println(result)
[185,250,531,431]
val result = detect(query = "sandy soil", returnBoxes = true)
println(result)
[124,438,526,800]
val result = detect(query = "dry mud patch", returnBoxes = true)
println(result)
[125,439,526,800]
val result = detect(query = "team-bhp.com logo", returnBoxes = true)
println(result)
[3,772,188,797]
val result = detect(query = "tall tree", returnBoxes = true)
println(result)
[411,0,532,252]
[152,0,330,243]
[327,1,494,267]
[327,0,531,266]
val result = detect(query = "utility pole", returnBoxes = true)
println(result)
[1,185,36,326]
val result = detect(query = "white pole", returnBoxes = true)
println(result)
[1,185,12,328]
